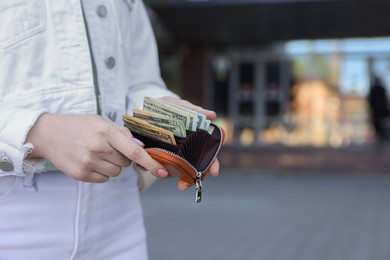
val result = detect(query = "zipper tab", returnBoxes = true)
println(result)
[195,172,202,203]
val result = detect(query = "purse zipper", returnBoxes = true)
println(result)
[200,124,224,176]
[152,147,203,202]
[195,172,202,203]
[152,124,224,203]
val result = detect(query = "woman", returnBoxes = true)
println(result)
[0,0,219,259]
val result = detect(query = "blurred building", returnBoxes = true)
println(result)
[146,0,390,148]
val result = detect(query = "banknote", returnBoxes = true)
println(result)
[144,97,207,131]
[132,109,186,137]
[122,98,214,145]
[143,97,197,131]
[163,101,208,130]
[122,115,176,145]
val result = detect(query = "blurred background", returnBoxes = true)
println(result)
[140,0,390,259]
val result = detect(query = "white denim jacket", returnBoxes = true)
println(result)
[0,0,177,258]
[0,0,176,178]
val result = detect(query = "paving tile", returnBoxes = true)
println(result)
[140,171,390,260]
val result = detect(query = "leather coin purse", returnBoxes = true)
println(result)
[127,124,224,202]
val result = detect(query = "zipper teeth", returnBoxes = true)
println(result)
[153,148,199,174]
[201,124,224,174]
[152,124,224,175]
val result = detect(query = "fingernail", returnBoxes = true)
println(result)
[133,138,144,146]
[157,169,168,178]
[178,184,190,191]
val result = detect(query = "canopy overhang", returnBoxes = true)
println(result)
[148,0,390,45]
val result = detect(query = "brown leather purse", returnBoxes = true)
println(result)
[127,124,224,202]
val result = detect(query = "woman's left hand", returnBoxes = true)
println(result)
[159,96,220,191]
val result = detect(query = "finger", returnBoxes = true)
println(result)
[120,125,134,139]
[179,101,216,120]
[209,158,220,177]
[177,179,192,191]
[94,160,122,177]
[104,149,132,167]
[114,124,137,141]
[191,105,216,120]
[133,138,145,147]
[160,97,217,120]
[177,159,219,190]
[108,128,168,178]
[77,172,110,183]
[113,124,145,148]
[112,125,145,164]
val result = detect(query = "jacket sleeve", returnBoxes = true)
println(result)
[0,106,47,176]
[125,0,179,112]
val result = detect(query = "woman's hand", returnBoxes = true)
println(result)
[26,113,169,182]
[159,96,220,191]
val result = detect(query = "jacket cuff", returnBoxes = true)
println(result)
[0,108,47,177]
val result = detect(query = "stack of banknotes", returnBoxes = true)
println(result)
[122,97,212,145]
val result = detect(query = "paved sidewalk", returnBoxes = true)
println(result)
[218,145,390,173]
[140,170,390,260]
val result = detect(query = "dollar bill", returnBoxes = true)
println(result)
[144,97,204,131]
[163,101,207,130]
[122,97,214,145]
[122,115,176,145]
[132,109,186,137]
[204,119,211,130]
[143,98,196,131]
[207,124,215,135]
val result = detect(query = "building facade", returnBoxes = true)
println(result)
[147,0,390,147]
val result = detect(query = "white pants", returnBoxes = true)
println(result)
[0,167,148,260]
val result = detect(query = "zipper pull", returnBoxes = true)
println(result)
[195,172,202,203]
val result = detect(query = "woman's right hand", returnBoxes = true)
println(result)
[26,113,169,182]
